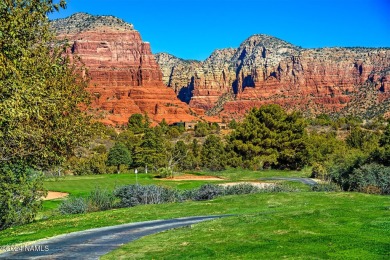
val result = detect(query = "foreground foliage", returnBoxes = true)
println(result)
[0,0,91,230]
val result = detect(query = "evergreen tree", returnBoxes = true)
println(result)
[201,135,226,171]
[107,142,132,173]
[134,128,167,169]
[116,130,141,153]
[227,105,307,170]
[128,113,150,134]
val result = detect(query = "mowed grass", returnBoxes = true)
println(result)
[1,192,389,259]
[190,167,311,181]
[40,169,310,218]
[104,192,390,259]
[43,173,221,197]
[43,168,310,197]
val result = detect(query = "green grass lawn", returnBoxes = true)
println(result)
[40,169,310,217]
[103,192,390,259]
[189,167,311,181]
[7,170,387,258]
[43,168,310,197]
[43,173,221,197]
[1,192,389,259]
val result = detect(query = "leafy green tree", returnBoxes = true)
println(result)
[368,120,390,166]
[195,122,209,137]
[201,135,226,171]
[0,162,44,230]
[167,127,181,139]
[379,120,390,147]
[117,130,141,153]
[346,127,380,153]
[107,142,132,173]
[306,132,346,165]
[0,0,91,229]
[227,105,307,170]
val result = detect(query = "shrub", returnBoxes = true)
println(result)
[190,184,224,201]
[157,167,173,178]
[0,162,45,230]
[88,187,116,211]
[223,183,261,195]
[114,185,181,207]
[59,197,88,215]
[349,163,390,194]
[311,183,342,192]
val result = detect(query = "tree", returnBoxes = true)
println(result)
[128,113,150,134]
[228,119,238,129]
[227,105,307,170]
[346,127,380,153]
[172,141,189,171]
[107,142,132,173]
[158,118,169,134]
[134,128,167,169]
[201,135,226,171]
[116,130,141,153]
[0,0,91,230]
[195,122,209,137]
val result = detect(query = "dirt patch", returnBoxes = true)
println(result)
[43,191,69,200]
[219,182,275,188]
[161,174,224,181]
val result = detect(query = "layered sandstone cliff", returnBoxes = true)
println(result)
[156,34,390,119]
[51,13,199,125]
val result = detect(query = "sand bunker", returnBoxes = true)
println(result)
[219,182,275,188]
[162,174,224,181]
[43,191,69,200]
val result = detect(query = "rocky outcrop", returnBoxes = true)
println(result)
[156,34,390,119]
[52,13,199,125]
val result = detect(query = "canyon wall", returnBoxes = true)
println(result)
[156,34,390,120]
[52,13,199,125]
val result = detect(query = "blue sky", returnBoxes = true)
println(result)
[49,0,390,60]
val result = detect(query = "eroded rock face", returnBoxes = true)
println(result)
[156,34,390,119]
[52,13,198,125]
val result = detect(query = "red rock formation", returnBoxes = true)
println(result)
[157,35,390,119]
[53,13,199,125]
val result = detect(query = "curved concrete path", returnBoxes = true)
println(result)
[259,177,318,186]
[0,215,229,260]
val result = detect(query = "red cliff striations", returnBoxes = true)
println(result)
[156,35,390,120]
[52,13,200,125]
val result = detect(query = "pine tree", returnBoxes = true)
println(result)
[201,135,226,171]
[228,105,307,170]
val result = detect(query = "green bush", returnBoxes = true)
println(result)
[88,188,116,211]
[349,163,390,194]
[189,184,224,201]
[157,167,173,178]
[114,185,181,207]
[195,122,210,137]
[59,197,88,215]
[223,183,261,195]
[311,183,342,192]
[0,162,45,230]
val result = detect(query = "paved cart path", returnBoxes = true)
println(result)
[0,215,229,260]
[259,177,318,186]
